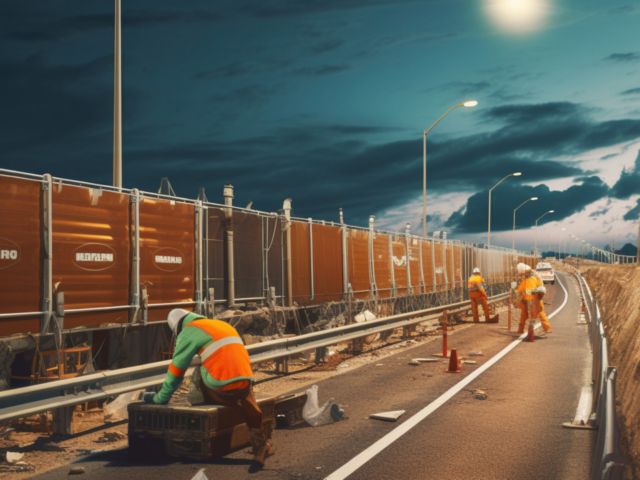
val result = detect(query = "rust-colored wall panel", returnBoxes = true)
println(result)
[446,244,455,289]
[311,224,343,303]
[234,211,263,300]
[433,242,445,291]
[421,240,434,292]
[290,221,311,304]
[453,245,462,289]
[0,175,42,336]
[372,234,391,298]
[264,215,284,299]
[391,238,407,296]
[140,197,195,321]
[206,207,226,301]
[347,229,369,299]
[408,238,421,293]
[52,184,130,328]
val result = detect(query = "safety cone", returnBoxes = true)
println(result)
[525,321,535,342]
[447,349,462,373]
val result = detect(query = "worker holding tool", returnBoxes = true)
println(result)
[531,271,552,334]
[515,263,551,334]
[143,309,274,468]
[467,267,496,322]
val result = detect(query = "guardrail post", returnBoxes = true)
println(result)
[275,357,289,374]
[52,406,74,436]
[351,337,364,354]
[315,346,327,364]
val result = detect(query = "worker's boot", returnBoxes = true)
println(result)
[249,428,274,468]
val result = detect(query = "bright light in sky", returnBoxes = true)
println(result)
[483,0,551,34]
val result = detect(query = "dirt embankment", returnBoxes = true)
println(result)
[582,265,640,479]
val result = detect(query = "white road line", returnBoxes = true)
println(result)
[325,273,570,480]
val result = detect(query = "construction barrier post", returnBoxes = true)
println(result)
[447,349,461,373]
[441,310,449,357]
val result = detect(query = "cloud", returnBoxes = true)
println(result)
[621,87,640,96]
[610,150,640,198]
[623,199,640,221]
[445,177,610,233]
[293,64,350,76]
[3,9,223,42]
[603,52,640,63]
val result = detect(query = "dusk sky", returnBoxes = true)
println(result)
[1,1,640,252]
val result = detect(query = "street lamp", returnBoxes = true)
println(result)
[487,171,522,248]
[422,99,478,238]
[534,209,555,256]
[512,196,538,251]
[113,0,122,189]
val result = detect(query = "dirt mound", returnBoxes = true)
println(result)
[582,265,640,478]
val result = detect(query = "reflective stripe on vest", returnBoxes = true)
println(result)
[199,336,244,362]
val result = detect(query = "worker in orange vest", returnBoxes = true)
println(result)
[144,309,274,468]
[515,263,551,334]
[467,267,494,323]
[531,272,552,334]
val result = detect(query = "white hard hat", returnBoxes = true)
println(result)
[167,308,190,334]
[516,263,531,274]
[472,267,481,274]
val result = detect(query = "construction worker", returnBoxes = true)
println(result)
[531,272,552,334]
[143,309,274,468]
[515,263,537,334]
[467,267,492,322]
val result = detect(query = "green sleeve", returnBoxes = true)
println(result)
[153,327,208,404]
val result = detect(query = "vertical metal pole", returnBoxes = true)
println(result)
[388,232,396,297]
[368,215,377,297]
[443,240,449,290]
[130,189,141,323]
[431,238,437,293]
[418,238,425,294]
[283,198,293,307]
[113,0,122,189]
[41,174,53,335]
[195,200,204,314]
[487,189,492,248]
[422,130,428,238]
[405,223,412,295]
[308,218,314,301]
[223,185,235,307]
[339,209,349,297]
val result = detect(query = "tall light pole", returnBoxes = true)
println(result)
[533,209,555,256]
[487,171,522,248]
[113,0,122,189]
[512,196,538,251]
[422,99,478,238]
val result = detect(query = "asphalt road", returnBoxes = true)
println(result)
[35,272,594,480]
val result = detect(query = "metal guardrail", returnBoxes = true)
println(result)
[574,272,626,480]
[0,292,508,424]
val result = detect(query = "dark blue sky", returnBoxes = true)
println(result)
[1,1,639,250]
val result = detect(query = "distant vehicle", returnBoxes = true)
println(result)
[536,262,555,285]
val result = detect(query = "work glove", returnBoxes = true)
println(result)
[142,391,156,404]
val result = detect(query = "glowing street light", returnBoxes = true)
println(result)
[512,196,538,251]
[487,171,522,248]
[422,100,478,238]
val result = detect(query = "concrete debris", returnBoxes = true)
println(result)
[6,451,24,464]
[68,466,86,475]
[354,310,377,323]
[473,389,488,400]
[468,351,484,356]
[462,360,478,365]
[408,359,421,366]
[413,358,440,363]
[190,468,209,480]
[370,410,406,422]
[95,431,126,443]
[104,390,144,422]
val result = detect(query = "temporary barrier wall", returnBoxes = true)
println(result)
[52,183,131,329]
[347,229,370,299]
[290,221,312,304]
[372,233,392,298]
[311,223,343,303]
[391,236,408,297]
[205,207,226,302]
[139,196,196,322]
[408,237,422,294]
[0,175,42,336]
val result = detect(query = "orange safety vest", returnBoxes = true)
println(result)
[516,275,538,301]
[190,319,254,390]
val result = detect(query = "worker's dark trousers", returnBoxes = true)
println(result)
[197,376,263,430]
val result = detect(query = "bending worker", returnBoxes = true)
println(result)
[515,263,552,334]
[467,267,495,323]
[144,309,274,468]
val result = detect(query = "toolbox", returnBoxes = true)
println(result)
[128,397,275,460]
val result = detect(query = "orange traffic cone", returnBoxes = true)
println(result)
[526,321,535,342]
[447,349,462,373]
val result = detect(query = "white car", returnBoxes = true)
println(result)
[535,262,555,285]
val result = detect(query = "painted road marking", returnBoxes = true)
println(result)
[325,274,570,480]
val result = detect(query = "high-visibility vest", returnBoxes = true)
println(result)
[467,274,485,292]
[189,319,254,388]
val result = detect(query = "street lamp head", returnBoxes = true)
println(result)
[462,100,478,108]
[530,196,538,201]
[512,172,522,177]
[548,209,555,213]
